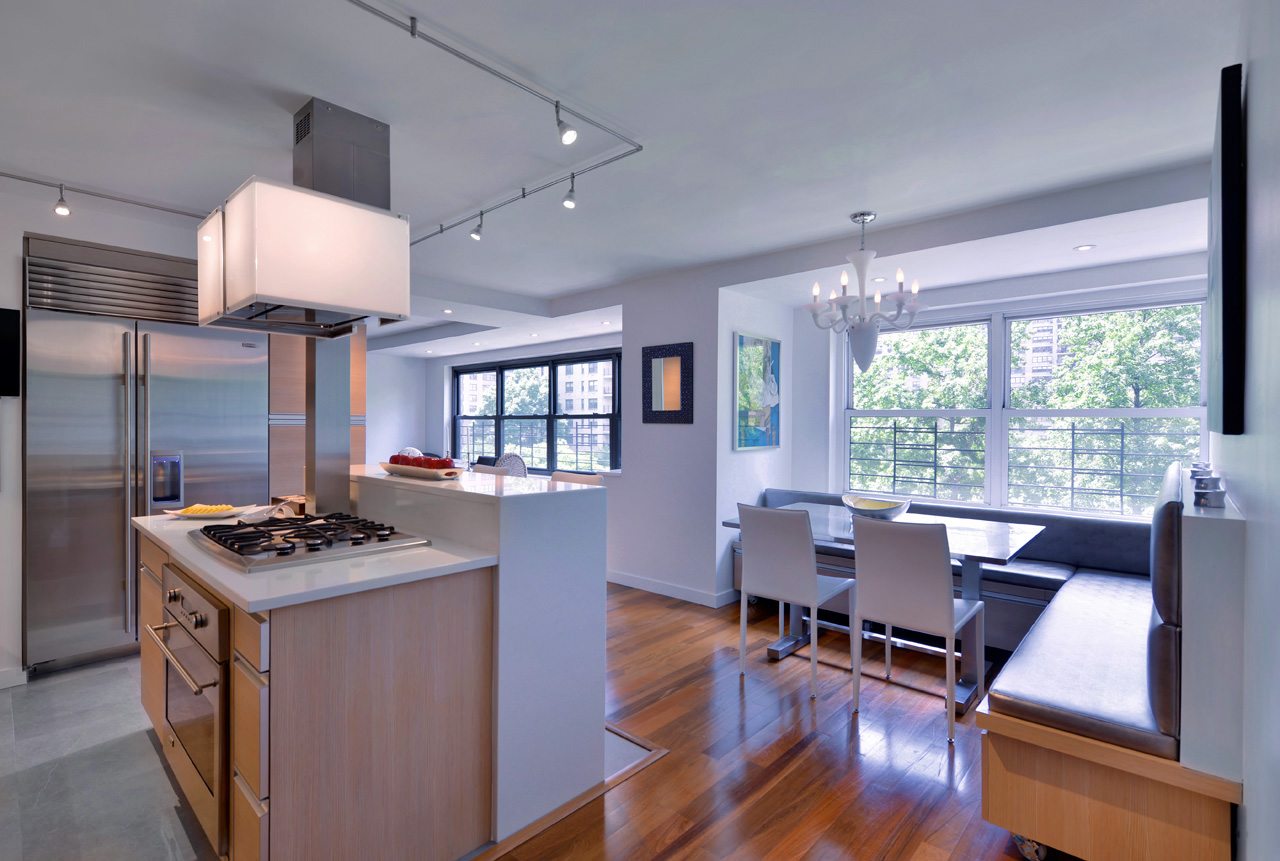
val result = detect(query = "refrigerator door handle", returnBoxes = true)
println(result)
[122,333,135,636]
[141,333,152,514]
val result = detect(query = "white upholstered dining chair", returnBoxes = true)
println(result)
[849,516,984,742]
[495,452,528,477]
[737,504,856,699]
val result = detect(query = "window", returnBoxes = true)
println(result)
[847,304,1205,516]
[848,322,989,502]
[453,351,620,473]
[1005,305,1203,515]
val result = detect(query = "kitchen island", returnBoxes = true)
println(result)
[133,468,606,861]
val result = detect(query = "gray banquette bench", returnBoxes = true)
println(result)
[735,487,1151,651]
[977,463,1239,861]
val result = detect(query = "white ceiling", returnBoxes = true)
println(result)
[371,306,622,358]
[0,0,1243,300]
[731,200,1210,306]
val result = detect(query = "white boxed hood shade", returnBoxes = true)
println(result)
[198,177,410,338]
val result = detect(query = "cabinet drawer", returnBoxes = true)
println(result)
[232,656,269,800]
[233,607,270,673]
[139,536,169,579]
[232,771,269,861]
[139,564,164,732]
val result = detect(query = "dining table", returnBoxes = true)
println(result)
[721,501,1045,713]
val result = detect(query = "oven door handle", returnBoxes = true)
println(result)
[144,622,218,696]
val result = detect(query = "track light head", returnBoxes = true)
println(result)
[555,101,577,145]
[53,184,70,217]
[562,173,576,209]
[469,212,483,240]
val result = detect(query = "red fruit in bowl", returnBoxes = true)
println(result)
[412,456,429,468]
[389,454,402,465]
[425,457,454,469]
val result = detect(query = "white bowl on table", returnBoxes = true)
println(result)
[842,494,910,521]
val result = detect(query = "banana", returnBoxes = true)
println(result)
[177,503,234,515]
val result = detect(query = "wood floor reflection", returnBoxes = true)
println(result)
[500,584,1025,861]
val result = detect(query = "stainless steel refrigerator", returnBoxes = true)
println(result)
[23,308,268,669]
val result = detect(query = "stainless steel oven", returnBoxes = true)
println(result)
[143,563,229,854]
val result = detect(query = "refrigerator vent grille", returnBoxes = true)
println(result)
[295,111,311,144]
[25,257,197,324]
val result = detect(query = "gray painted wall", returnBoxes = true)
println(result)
[1210,0,1279,854]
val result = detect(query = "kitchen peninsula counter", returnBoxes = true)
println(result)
[132,467,606,861]
[132,513,495,613]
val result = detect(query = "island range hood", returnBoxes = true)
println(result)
[197,99,410,338]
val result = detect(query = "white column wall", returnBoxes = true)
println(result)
[1208,0,1280,853]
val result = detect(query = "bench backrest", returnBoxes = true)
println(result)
[760,488,1150,576]
[1148,462,1183,739]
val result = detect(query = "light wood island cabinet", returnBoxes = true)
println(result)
[137,532,497,861]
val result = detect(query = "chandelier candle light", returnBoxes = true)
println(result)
[806,211,924,371]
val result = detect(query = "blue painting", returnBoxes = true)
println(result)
[735,332,781,450]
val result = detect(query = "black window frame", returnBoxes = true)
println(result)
[453,348,622,473]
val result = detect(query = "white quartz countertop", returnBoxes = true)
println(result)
[132,514,497,613]
[351,463,605,502]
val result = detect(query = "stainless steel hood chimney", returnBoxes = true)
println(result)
[197,99,410,338]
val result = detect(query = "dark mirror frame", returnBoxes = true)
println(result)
[642,342,693,424]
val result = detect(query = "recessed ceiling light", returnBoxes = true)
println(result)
[472,341,481,346]
[1074,244,1096,252]
[530,333,539,338]
[425,350,433,354]
[443,308,453,314]
[872,276,886,283]
[201,234,213,243]
[602,321,611,326]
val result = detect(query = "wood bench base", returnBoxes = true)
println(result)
[978,706,1239,861]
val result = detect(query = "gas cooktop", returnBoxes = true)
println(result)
[189,513,431,572]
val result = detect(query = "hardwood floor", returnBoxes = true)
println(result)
[500,584,1027,861]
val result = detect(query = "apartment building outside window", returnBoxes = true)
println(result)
[454,350,620,472]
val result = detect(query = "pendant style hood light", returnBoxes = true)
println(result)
[53,184,70,216]
[562,173,576,209]
[197,100,411,338]
[555,101,578,145]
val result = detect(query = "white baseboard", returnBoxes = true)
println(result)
[607,570,739,609]
[0,665,28,690]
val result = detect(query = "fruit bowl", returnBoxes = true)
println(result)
[380,462,461,481]
[842,494,910,521]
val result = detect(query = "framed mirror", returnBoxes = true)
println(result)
[642,342,693,423]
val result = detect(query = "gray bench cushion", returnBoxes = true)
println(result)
[981,559,1075,590]
[987,571,1177,759]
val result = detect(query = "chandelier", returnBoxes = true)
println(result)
[806,211,925,371]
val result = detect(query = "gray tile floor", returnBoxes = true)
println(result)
[0,656,216,861]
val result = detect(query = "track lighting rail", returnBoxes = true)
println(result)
[0,169,206,220]
[345,0,643,243]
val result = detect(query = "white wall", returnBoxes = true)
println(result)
[1209,1,1278,854]
[714,291,794,599]
[364,352,429,462]
[0,185,194,688]
[790,308,838,492]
